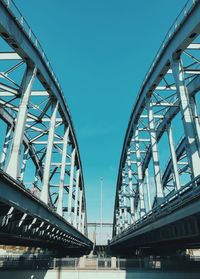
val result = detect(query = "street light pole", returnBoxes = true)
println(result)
[100,177,103,245]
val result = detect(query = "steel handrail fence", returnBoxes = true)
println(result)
[112,174,200,242]
[0,256,200,270]
[142,0,197,86]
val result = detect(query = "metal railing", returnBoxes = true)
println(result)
[0,256,200,270]
[113,175,200,241]
[142,0,198,85]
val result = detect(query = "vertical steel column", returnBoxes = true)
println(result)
[127,149,135,223]
[41,101,58,204]
[122,170,128,229]
[167,124,181,190]
[0,125,13,169]
[171,58,200,178]
[81,212,85,234]
[145,168,152,211]
[115,211,120,235]
[34,169,39,187]
[135,129,146,218]
[20,146,29,182]
[78,190,83,231]
[57,127,69,216]
[119,205,123,232]
[190,96,200,146]
[67,148,76,223]
[6,67,37,179]
[148,101,164,199]
[73,169,80,228]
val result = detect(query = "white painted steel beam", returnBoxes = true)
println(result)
[57,127,69,216]
[0,52,21,60]
[127,150,135,221]
[145,168,152,211]
[171,58,200,178]
[167,125,181,190]
[20,146,29,182]
[148,101,164,199]
[6,66,37,179]
[135,129,146,218]
[0,124,13,169]
[73,169,80,228]
[78,190,83,231]
[41,101,58,204]
[67,148,76,223]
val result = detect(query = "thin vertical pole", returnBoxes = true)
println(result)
[100,177,103,244]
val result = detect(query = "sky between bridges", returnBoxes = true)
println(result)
[15,0,186,223]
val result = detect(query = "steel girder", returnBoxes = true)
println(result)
[0,0,92,253]
[112,0,200,241]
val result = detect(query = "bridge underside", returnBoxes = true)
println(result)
[110,180,200,256]
[0,171,92,256]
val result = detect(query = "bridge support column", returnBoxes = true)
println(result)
[171,58,200,178]
[115,211,120,235]
[78,190,83,231]
[73,169,80,228]
[145,168,152,211]
[6,66,37,179]
[119,207,123,232]
[67,148,76,223]
[148,101,164,201]
[81,211,85,234]
[0,124,13,169]
[190,96,200,147]
[20,145,29,182]
[135,129,146,218]
[127,149,135,223]
[57,127,69,216]
[41,101,58,204]
[122,170,128,228]
[167,124,181,190]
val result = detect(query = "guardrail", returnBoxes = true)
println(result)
[0,256,200,271]
[112,175,200,241]
[142,0,197,86]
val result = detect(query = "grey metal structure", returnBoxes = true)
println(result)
[110,0,200,255]
[0,0,92,255]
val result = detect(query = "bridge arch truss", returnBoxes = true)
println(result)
[0,0,92,254]
[111,0,200,252]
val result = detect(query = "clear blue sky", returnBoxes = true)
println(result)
[15,0,186,222]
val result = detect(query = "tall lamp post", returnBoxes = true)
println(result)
[100,177,103,245]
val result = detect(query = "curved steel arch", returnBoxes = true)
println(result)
[0,0,92,252]
[113,0,200,238]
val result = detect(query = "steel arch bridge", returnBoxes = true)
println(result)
[110,0,200,256]
[0,0,92,255]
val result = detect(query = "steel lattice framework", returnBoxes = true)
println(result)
[112,0,200,245]
[0,0,92,253]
